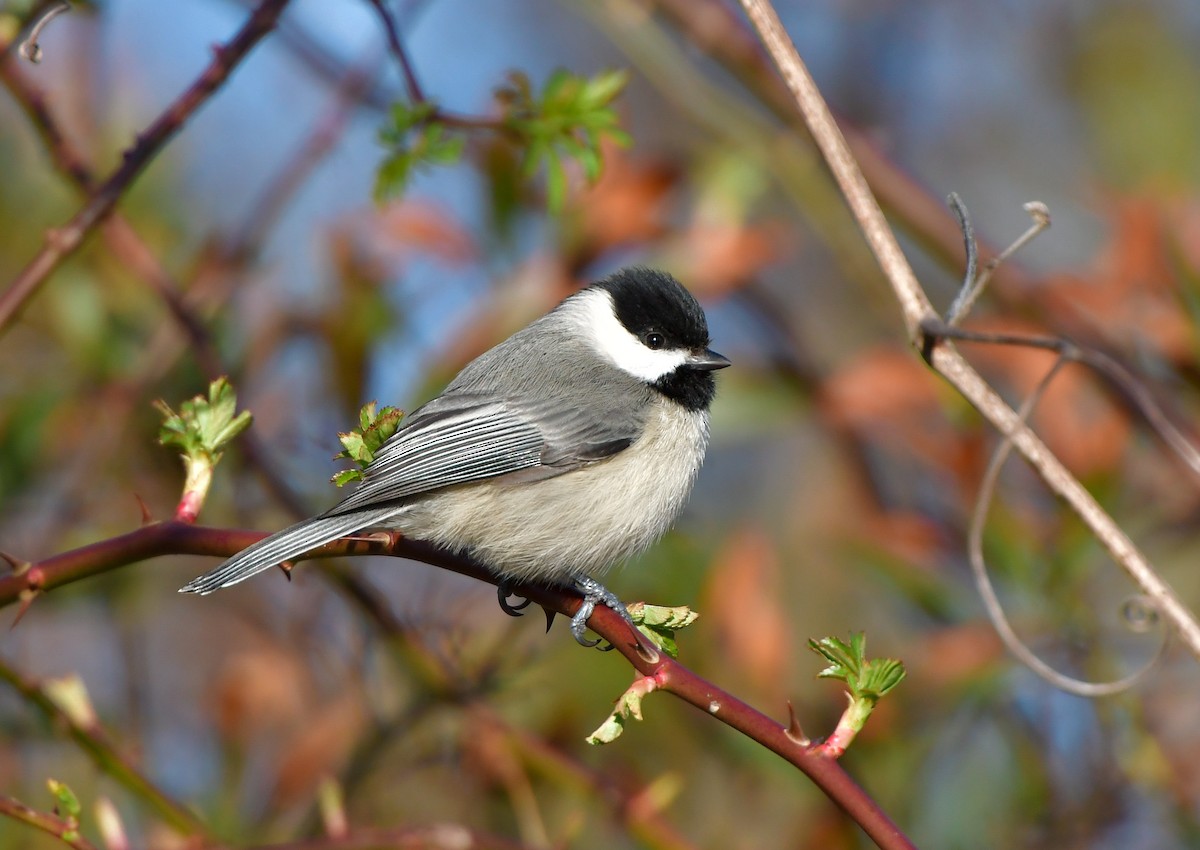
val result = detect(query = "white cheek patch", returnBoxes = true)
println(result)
[571,289,688,382]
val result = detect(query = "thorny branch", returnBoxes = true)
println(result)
[735,0,1200,663]
[0,522,915,850]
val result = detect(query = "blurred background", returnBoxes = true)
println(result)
[2,0,1200,847]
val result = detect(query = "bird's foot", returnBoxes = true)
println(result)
[570,576,633,651]
[497,581,533,617]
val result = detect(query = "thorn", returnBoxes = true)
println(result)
[134,494,154,525]
[277,562,294,582]
[543,608,556,633]
[633,637,659,665]
[0,551,31,575]
[785,700,810,746]
[11,589,39,629]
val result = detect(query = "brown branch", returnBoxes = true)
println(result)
[0,794,100,850]
[734,0,1200,661]
[0,0,292,333]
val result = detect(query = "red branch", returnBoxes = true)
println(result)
[0,0,292,332]
[0,524,915,850]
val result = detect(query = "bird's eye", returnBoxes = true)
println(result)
[644,332,666,350]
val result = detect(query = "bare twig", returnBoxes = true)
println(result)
[946,200,1051,326]
[735,0,1200,662]
[646,0,1033,295]
[944,192,978,324]
[940,194,1173,691]
[924,322,1200,484]
[0,0,292,333]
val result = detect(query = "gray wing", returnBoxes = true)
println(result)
[179,389,640,595]
[331,391,640,514]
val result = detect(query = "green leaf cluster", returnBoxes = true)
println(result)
[375,101,467,201]
[627,602,699,659]
[808,632,906,703]
[154,377,252,466]
[331,402,404,487]
[586,676,657,746]
[47,778,81,840]
[374,68,630,211]
[497,68,631,210]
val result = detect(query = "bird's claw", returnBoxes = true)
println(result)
[497,582,533,617]
[570,576,631,651]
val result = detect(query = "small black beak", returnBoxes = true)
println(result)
[686,348,731,371]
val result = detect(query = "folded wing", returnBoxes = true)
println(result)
[179,392,640,594]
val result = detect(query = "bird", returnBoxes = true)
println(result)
[180,267,729,646]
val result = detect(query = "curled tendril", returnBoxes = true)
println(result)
[969,356,1167,698]
[1121,595,1161,635]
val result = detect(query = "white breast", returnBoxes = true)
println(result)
[399,400,711,584]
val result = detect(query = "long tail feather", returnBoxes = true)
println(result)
[178,506,404,595]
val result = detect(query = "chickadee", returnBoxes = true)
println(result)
[180,267,729,645]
